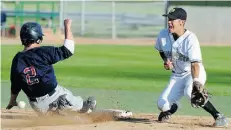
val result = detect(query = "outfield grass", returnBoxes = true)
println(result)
[1,44,231,96]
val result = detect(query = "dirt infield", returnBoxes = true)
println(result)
[1,29,155,45]
[1,109,230,130]
[0,37,155,46]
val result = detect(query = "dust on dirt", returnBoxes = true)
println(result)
[1,109,230,130]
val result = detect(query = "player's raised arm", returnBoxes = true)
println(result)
[63,19,74,54]
[44,19,75,65]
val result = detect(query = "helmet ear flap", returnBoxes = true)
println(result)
[36,36,43,44]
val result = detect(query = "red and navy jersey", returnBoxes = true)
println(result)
[10,45,73,97]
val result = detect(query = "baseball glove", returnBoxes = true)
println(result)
[191,81,209,108]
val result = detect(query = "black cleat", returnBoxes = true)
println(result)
[158,103,178,122]
[158,111,171,122]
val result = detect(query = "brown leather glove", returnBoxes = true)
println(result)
[191,81,209,108]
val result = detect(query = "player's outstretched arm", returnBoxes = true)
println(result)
[6,93,19,109]
[6,58,21,110]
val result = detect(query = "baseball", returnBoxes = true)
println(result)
[18,101,26,109]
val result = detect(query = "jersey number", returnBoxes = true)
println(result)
[23,66,39,85]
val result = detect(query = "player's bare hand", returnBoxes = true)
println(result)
[64,19,73,40]
[6,101,18,110]
[64,19,72,28]
[164,59,173,70]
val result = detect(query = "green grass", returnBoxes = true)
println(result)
[1,44,231,96]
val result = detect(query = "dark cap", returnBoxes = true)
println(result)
[162,7,187,20]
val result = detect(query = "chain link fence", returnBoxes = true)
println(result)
[168,5,231,44]
[60,1,167,39]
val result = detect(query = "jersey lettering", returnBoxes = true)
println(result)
[23,66,39,85]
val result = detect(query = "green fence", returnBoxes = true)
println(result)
[3,1,59,35]
[13,1,57,26]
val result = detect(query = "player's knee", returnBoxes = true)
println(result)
[65,94,84,111]
[184,88,192,100]
[157,98,170,112]
[184,82,193,100]
[30,102,49,115]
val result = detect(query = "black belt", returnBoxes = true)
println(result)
[172,70,187,74]
[29,89,56,102]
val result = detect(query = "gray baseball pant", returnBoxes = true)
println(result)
[28,85,83,115]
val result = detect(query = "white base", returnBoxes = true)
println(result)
[97,109,133,119]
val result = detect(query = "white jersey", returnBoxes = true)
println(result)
[155,29,203,74]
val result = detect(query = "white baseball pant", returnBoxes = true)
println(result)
[157,66,206,112]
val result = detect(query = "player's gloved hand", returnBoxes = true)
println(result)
[164,59,173,70]
[191,79,209,108]
[6,101,18,109]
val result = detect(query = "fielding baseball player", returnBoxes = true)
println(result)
[155,7,228,127]
[6,19,96,115]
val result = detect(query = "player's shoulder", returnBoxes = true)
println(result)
[38,46,55,50]
[11,52,22,68]
[185,30,201,47]
[34,46,56,53]
[186,30,199,40]
[12,52,22,61]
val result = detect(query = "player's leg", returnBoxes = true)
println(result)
[202,101,228,127]
[185,88,228,126]
[57,85,96,113]
[29,85,88,115]
[157,74,186,122]
[28,85,67,115]
[184,67,228,127]
[29,100,48,115]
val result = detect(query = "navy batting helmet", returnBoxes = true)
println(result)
[20,22,44,46]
